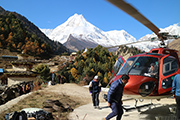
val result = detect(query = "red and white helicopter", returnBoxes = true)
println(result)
[105,0,180,107]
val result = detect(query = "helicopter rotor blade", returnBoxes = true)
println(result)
[107,0,161,36]
[105,39,158,49]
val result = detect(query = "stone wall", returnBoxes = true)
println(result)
[8,76,37,87]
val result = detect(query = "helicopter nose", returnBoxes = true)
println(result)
[138,81,156,97]
[124,76,156,97]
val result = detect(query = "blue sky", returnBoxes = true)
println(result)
[0,0,180,40]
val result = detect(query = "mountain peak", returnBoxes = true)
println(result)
[41,13,136,46]
[72,13,84,20]
[47,13,102,44]
[64,13,89,28]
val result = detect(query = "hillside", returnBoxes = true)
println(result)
[58,45,117,86]
[0,6,69,58]
[114,45,144,60]
[169,38,180,51]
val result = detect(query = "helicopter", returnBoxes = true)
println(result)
[106,0,180,101]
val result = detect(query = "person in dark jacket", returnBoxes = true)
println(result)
[104,74,129,120]
[89,75,101,109]
[172,74,180,120]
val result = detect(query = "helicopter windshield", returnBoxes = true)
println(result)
[117,56,159,77]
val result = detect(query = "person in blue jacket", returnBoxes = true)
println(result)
[172,74,180,120]
[89,75,101,109]
[104,74,129,120]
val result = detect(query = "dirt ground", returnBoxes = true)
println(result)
[0,83,106,120]
[45,84,177,120]
[44,83,106,105]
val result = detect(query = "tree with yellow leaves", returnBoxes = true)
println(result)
[108,71,112,79]
[93,57,96,63]
[103,77,108,85]
[97,72,101,76]
[0,42,2,48]
[73,61,78,67]
[17,42,22,49]
[25,37,29,42]
[70,67,79,80]
[0,34,4,40]
[12,43,16,49]
[41,43,46,49]
[1,27,5,32]
[91,68,95,74]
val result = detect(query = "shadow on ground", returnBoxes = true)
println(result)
[140,104,177,120]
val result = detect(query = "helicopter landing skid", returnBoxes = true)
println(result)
[123,99,153,112]
[123,103,153,112]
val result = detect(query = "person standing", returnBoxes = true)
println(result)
[52,72,56,85]
[89,75,101,109]
[57,74,60,84]
[104,74,129,120]
[60,75,64,84]
[172,74,180,120]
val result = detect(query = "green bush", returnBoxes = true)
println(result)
[35,64,51,82]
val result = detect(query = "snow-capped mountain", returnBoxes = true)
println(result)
[133,24,180,51]
[41,13,180,52]
[41,13,136,51]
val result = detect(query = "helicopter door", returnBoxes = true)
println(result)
[158,55,179,94]
[112,56,125,76]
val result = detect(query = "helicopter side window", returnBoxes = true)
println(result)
[163,57,179,76]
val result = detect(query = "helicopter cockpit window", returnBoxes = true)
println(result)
[117,57,135,75]
[163,57,178,76]
[113,57,124,75]
[117,56,158,78]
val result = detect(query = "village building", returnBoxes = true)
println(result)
[0,55,18,61]
[3,54,39,86]
[70,52,77,61]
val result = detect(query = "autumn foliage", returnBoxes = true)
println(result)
[0,13,52,58]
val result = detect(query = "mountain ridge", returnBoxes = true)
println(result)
[41,13,180,52]
[64,34,98,52]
